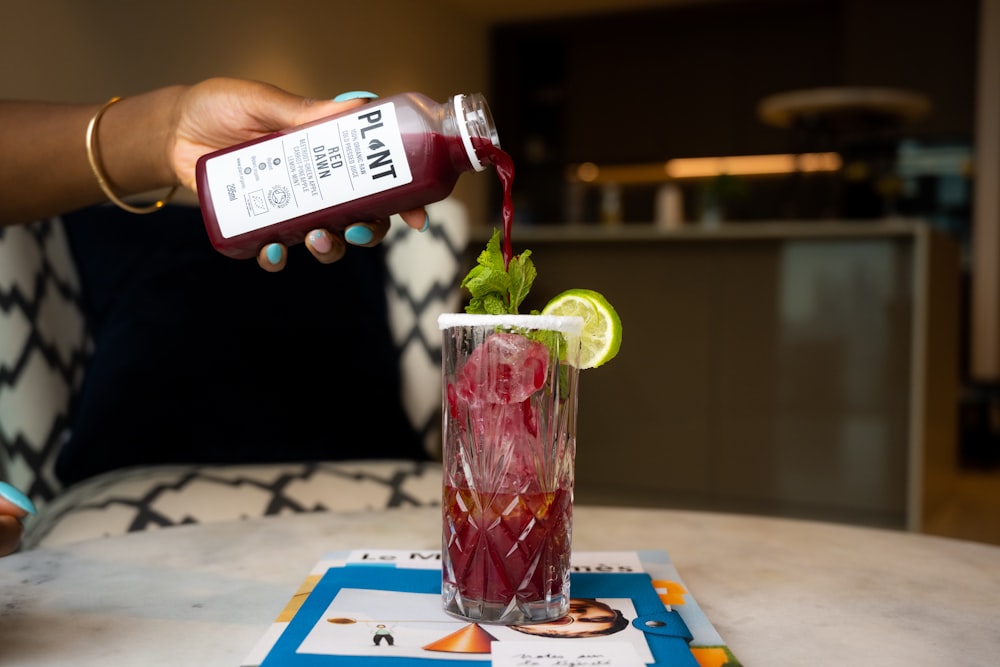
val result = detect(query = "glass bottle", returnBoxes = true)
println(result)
[196,92,500,259]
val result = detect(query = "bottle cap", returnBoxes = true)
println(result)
[454,94,499,172]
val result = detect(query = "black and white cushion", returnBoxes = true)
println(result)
[384,199,470,458]
[21,459,442,549]
[1,199,469,549]
[0,219,90,509]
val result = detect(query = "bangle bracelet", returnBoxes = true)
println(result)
[85,96,178,215]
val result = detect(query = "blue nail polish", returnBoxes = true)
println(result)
[0,481,37,515]
[265,243,283,265]
[333,91,379,102]
[420,214,430,233]
[345,226,374,245]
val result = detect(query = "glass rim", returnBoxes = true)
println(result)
[437,313,584,334]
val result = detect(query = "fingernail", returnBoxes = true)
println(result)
[333,91,379,102]
[345,225,373,245]
[420,214,430,233]
[308,230,332,254]
[265,243,283,265]
[0,481,36,515]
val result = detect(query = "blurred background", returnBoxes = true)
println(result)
[3,0,998,543]
[1,0,982,247]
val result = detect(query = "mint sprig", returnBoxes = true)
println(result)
[459,230,570,384]
[461,229,536,315]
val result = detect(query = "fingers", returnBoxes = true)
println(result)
[254,217,399,272]
[0,482,34,558]
[0,515,24,557]
[343,219,390,247]
[398,207,430,232]
[293,90,379,127]
[332,91,379,103]
[172,82,380,193]
[305,229,346,264]
[0,482,34,519]
[257,242,287,272]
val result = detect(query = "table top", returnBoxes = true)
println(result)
[2,505,998,666]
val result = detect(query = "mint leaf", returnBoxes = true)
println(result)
[476,230,507,273]
[460,229,535,314]
[506,250,536,312]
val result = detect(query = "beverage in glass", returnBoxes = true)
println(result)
[438,313,583,624]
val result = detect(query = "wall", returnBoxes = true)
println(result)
[0,1,493,220]
[489,0,978,224]
[504,223,960,530]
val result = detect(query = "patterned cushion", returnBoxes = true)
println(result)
[0,219,90,509]
[1,200,468,548]
[22,460,443,549]
[383,199,470,458]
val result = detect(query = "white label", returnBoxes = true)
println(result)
[570,551,645,573]
[491,641,646,667]
[344,549,442,569]
[203,100,413,238]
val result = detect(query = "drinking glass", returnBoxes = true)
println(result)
[438,313,583,624]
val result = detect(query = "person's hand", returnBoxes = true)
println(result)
[166,78,428,271]
[0,482,36,557]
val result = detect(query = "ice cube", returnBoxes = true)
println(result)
[456,333,549,406]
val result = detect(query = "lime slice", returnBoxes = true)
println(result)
[541,289,622,369]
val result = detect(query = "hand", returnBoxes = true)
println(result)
[0,482,35,557]
[166,78,428,271]
[1,78,428,265]
[253,207,426,273]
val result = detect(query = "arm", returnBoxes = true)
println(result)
[0,87,179,226]
[0,79,427,269]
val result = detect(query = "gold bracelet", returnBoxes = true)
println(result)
[85,96,178,215]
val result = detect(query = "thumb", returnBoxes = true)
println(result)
[289,90,380,126]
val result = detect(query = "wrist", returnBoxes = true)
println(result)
[86,96,178,214]
[95,86,185,195]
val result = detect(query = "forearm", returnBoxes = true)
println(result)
[0,86,185,226]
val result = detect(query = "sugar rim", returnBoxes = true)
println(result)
[437,313,584,334]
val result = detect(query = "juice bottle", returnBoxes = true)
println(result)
[195,92,500,259]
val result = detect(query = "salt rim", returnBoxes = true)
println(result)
[437,313,584,334]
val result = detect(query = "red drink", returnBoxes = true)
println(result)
[438,116,579,624]
[439,316,582,624]
[474,140,516,268]
[443,485,572,608]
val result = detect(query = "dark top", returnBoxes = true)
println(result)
[56,204,424,486]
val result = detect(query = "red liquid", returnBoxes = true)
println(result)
[199,121,484,259]
[198,86,517,264]
[475,141,516,269]
[442,142,575,617]
[443,484,572,605]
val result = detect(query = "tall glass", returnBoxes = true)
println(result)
[438,313,583,625]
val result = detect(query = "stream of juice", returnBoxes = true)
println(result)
[474,140,515,269]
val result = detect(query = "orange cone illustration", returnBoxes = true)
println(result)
[423,623,498,653]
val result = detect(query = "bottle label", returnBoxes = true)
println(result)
[203,101,413,238]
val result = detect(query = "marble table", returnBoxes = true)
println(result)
[1,506,998,666]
